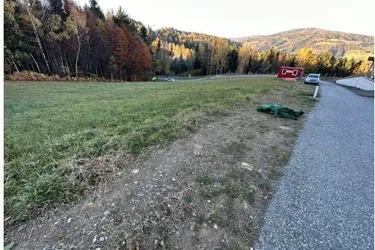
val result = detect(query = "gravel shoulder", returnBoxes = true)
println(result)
[255,81,374,250]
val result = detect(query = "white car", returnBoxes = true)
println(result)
[304,73,321,85]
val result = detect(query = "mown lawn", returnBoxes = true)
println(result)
[4,77,314,226]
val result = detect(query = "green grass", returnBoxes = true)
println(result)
[229,242,248,250]
[197,173,216,186]
[4,77,313,226]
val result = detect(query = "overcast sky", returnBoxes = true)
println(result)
[77,0,375,37]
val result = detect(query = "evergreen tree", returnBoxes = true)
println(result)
[140,25,149,43]
[88,0,104,20]
[227,48,238,73]
[48,0,66,20]
[113,7,134,32]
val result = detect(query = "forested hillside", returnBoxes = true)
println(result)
[151,27,373,77]
[4,0,373,80]
[230,28,374,59]
[4,0,152,80]
[149,27,239,75]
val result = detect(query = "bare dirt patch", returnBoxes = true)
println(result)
[5,86,315,250]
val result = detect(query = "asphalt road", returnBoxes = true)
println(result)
[255,81,374,250]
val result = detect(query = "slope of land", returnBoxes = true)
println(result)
[151,27,238,46]
[230,28,374,59]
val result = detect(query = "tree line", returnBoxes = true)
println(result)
[236,45,370,77]
[5,0,151,81]
[4,0,371,81]
[151,28,371,78]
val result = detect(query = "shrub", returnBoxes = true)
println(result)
[7,71,52,81]
[6,71,70,81]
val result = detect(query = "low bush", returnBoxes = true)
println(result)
[5,71,110,82]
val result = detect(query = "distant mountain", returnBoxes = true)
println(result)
[230,28,374,60]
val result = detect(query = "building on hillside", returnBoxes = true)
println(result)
[277,66,304,81]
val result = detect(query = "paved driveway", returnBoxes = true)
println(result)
[255,81,374,250]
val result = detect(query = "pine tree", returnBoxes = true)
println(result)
[48,0,66,20]
[88,0,104,20]
[140,25,149,43]
[113,7,134,32]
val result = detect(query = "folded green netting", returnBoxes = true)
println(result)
[257,104,304,120]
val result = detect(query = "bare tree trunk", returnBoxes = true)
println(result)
[75,33,81,78]
[24,1,51,73]
[29,53,41,73]
[60,52,64,69]
[13,61,20,73]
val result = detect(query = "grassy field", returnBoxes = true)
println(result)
[4,77,315,227]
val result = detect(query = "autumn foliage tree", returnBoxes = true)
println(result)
[5,0,152,81]
[113,26,129,80]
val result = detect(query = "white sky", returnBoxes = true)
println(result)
[77,0,375,37]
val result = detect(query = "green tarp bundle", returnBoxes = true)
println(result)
[257,104,304,120]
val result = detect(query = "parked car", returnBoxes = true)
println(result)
[304,73,321,85]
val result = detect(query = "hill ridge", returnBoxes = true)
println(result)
[227,28,373,59]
